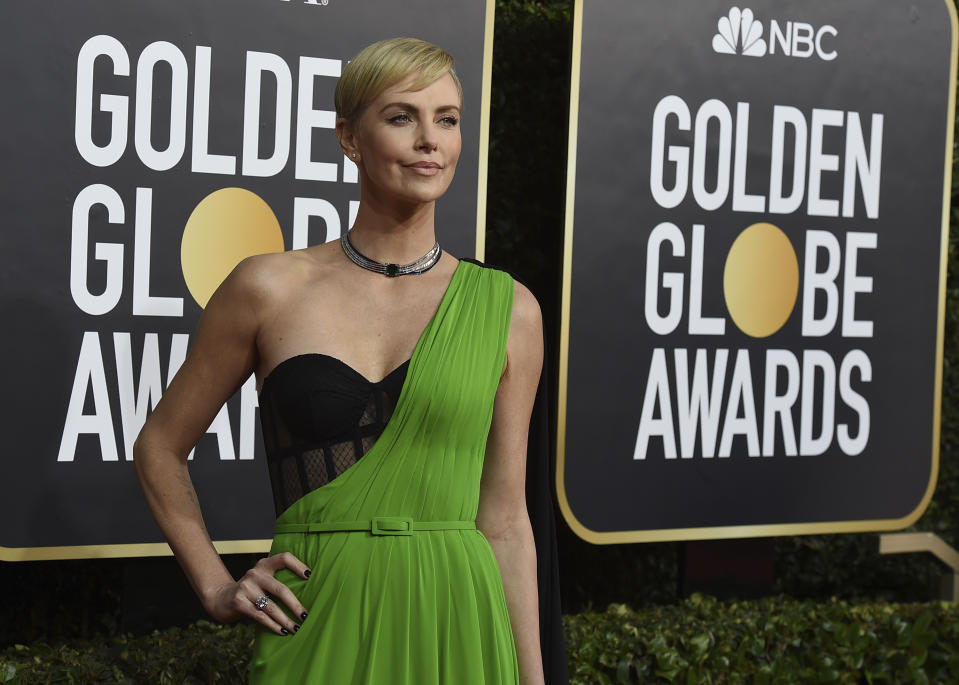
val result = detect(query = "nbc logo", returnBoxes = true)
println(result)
[713,7,766,56]
[712,7,838,61]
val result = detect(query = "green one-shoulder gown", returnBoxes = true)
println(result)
[250,261,520,684]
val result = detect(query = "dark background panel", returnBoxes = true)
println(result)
[0,0,490,550]
[564,0,953,534]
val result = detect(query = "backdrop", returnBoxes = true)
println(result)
[559,0,957,542]
[0,0,493,559]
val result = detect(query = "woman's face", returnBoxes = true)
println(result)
[345,72,462,207]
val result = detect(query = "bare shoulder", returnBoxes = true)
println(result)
[214,248,320,315]
[509,279,543,343]
[505,279,543,381]
[226,250,306,293]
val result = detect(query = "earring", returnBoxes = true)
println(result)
[351,152,357,159]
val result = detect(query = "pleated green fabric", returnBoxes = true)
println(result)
[250,261,519,684]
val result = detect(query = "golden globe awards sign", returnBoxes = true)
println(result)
[558,0,957,542]
[0,0,493,559]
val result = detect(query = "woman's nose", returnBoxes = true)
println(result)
[416,132,438,152]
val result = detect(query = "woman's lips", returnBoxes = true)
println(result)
[405,161,442,176]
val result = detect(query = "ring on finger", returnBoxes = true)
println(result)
[253,595,270,611]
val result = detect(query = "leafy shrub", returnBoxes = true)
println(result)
[564,595,959,684]
[0,621,255,684]
[5,598,959,684]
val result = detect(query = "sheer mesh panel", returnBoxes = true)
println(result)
[259,355,408,516]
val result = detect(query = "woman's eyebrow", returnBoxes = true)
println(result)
[379,102,462,115]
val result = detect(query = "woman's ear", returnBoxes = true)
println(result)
[336,118,359,161]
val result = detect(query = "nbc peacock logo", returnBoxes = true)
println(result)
[712,7,839,61]
[712,7,767,57]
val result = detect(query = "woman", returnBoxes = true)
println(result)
[134,37,545,684]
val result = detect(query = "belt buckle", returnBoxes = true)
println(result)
[371,516,413,536]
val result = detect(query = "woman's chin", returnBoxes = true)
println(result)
[394,182,455,206]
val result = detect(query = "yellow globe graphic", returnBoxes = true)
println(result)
[180,188,285,308]
[723,222,799,338]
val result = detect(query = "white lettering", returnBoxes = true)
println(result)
[242,51,293,177]
[718,349,760,457]
[75,35,129,167]
[768,20,791,56]
[841,232,877,337]
[762,350,800,456]
[294,57,342,182]
[134,42,189,171]
[239,375,259,460]
[292,197,341,249]
[808,108,844,216]
[114,332,164,461]
[816,25,838,61]
[71,184,124,316]
[634,348,676,459]
[674,348,728,458]
[842,113,883,219]
[791,22,815,58]
[691,99,732,210]
[132,188,184,317]
[768,105,807,214]
[837,350,871,455]
[732,102,765,212]
[191,46,237,175]
[645,223,685,335]
[58,332,120,462]
[649,95,691,208]
[687,224,725,335]
[802,230,841,336]
[799,350,836,456]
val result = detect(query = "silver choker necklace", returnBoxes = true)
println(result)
[341,229,442,277]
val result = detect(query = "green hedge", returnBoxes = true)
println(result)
[566,596,959,684]
[0,621,254,685]
[4,597,958,684]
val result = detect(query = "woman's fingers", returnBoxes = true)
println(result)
[262,552,311,619]
[261,577,309,626]
[240,553,312,632]
[237,574,299,636]
[268,551,312,581]
[252,592,299,635]
[244,595,294,635]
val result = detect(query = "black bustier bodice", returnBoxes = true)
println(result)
[258,354,408,516]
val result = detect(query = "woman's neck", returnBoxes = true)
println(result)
[347,197,438,265]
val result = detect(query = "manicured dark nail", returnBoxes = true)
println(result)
[293,624,300,633]
[304,569,312,578]
[300,611,309,620]
[280,627,290,635]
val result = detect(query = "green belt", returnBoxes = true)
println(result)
[274,516,476,537]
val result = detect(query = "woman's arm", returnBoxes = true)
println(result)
[477,280,546,685]
[133,256,308,636]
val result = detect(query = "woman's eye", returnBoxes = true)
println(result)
[388,113,411,124]
[439,116,459,127]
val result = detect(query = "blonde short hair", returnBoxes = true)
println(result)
[334,37,463,122]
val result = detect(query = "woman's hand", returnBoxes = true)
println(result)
[204,552,312,636]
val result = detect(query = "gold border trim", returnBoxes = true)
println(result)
[1,4,498,563]
[0,539,273,562]
[555,0,958,545]
[475,0,496,261]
